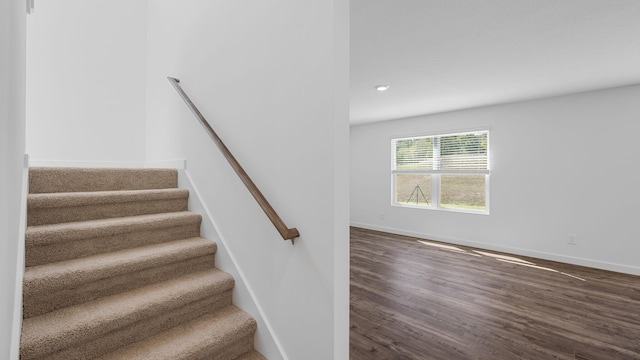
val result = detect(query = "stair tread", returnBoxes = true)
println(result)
[98,306,257,360]
[21,268,235,359]
[28,188,189,208]
[24,237,216,295]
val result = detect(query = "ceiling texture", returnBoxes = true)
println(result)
[350,0,640,124]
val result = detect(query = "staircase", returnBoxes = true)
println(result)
[20,167,266,360]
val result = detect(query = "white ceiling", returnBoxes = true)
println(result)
[350,0,640,124]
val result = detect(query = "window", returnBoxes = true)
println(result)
[392,130,490,213]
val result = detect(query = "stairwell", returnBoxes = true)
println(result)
[20,167,266,360]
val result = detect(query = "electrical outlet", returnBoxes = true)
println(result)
[568,234,577,245]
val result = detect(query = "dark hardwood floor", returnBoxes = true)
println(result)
[350,227,640,360]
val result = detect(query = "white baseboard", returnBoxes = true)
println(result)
[10,156,29,359]
[350,222,640,276]
[27,159,186,169]
[178,170,286,360]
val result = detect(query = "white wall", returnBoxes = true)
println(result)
[351,85,640,275]
[26,0,148,163]
[0,0,26,358]
[145,1,349,359]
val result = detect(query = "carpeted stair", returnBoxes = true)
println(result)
[21,167,266,360]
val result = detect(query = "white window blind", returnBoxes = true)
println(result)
[392,131,489,174]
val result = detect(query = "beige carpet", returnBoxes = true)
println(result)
[21,167,266,360]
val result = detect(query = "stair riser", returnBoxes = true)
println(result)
[27,198,189,226]
[24,254,216,319]
[194,335,256,360]
[26,222,202,266]
[29,168,178,194]
[27,292,233,360]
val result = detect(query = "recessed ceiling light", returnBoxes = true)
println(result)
[375,85,390,92]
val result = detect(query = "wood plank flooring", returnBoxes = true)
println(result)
[350,227,640,360]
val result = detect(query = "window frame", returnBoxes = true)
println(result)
[390,129,491,215]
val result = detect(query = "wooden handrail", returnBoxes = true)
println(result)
[167,77,300,243]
